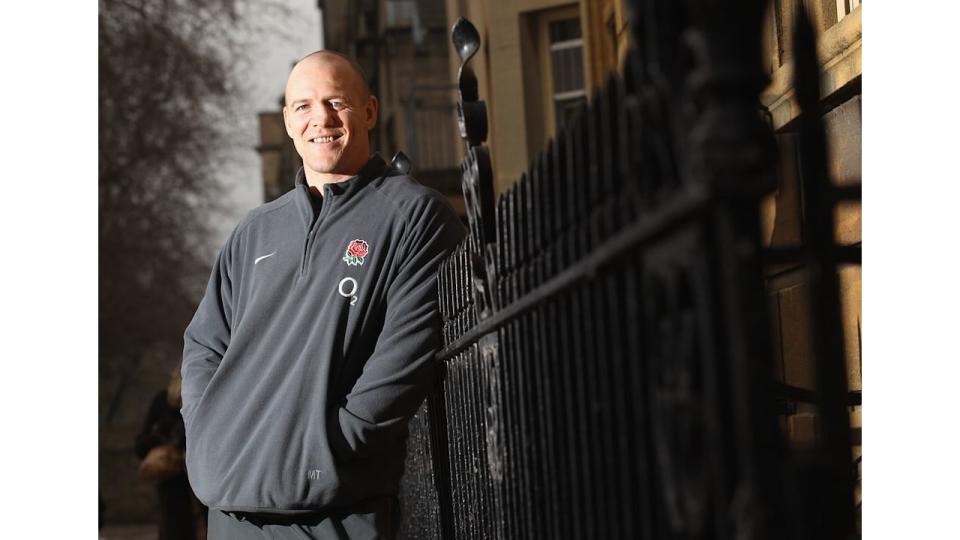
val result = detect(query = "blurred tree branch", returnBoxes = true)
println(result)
[99,0,288,394]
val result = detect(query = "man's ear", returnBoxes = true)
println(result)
[365,95,378,129]
[282,106,294,139]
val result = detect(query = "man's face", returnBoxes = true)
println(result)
[283,55,378,182]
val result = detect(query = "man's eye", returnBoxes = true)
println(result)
[330,101,346,110]
[295,104,309,112]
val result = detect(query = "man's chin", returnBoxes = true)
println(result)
[306,159,341,175]
[305,161,361,182]
[303,151,368,179]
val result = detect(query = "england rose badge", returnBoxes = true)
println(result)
[342,239,369,266]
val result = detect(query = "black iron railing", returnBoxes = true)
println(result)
[398,1,859,538]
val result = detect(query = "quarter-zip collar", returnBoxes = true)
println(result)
[292,154,388,230]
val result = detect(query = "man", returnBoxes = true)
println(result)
[181,50,465,539]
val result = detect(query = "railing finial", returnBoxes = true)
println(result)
[452,16,497,318]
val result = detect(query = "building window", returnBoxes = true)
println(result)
[836,0,860,21]
[522,6,588,150]
[547,17,587,134]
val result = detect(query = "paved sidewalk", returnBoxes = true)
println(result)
[99,524,155,540]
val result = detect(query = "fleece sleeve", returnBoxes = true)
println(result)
[180,234,235,428]
[328,198,465,461]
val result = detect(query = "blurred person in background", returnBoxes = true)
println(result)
[136,366,208,540]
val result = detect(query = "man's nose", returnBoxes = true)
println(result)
[310,106,341,128]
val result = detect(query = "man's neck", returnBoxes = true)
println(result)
[304,171,355,195]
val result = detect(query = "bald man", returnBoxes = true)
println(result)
[284,51,378,194]
[181,50,466,539]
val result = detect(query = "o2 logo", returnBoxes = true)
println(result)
[338,277,359,306]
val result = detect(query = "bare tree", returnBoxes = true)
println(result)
[99,0,284,419]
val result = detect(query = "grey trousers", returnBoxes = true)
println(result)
[207,497,398,540]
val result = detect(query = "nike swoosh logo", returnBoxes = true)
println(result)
[254,251,277,265]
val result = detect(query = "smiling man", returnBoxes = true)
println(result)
[180,50,465,539]
[284,52,378,191]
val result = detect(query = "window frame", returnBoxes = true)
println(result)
[536,5,587,139]
[836,0,860,21]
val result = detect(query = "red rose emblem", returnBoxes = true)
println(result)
[347,240,368,258]
[343,239,369,266]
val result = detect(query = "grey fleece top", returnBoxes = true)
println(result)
[181,155,465,514]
